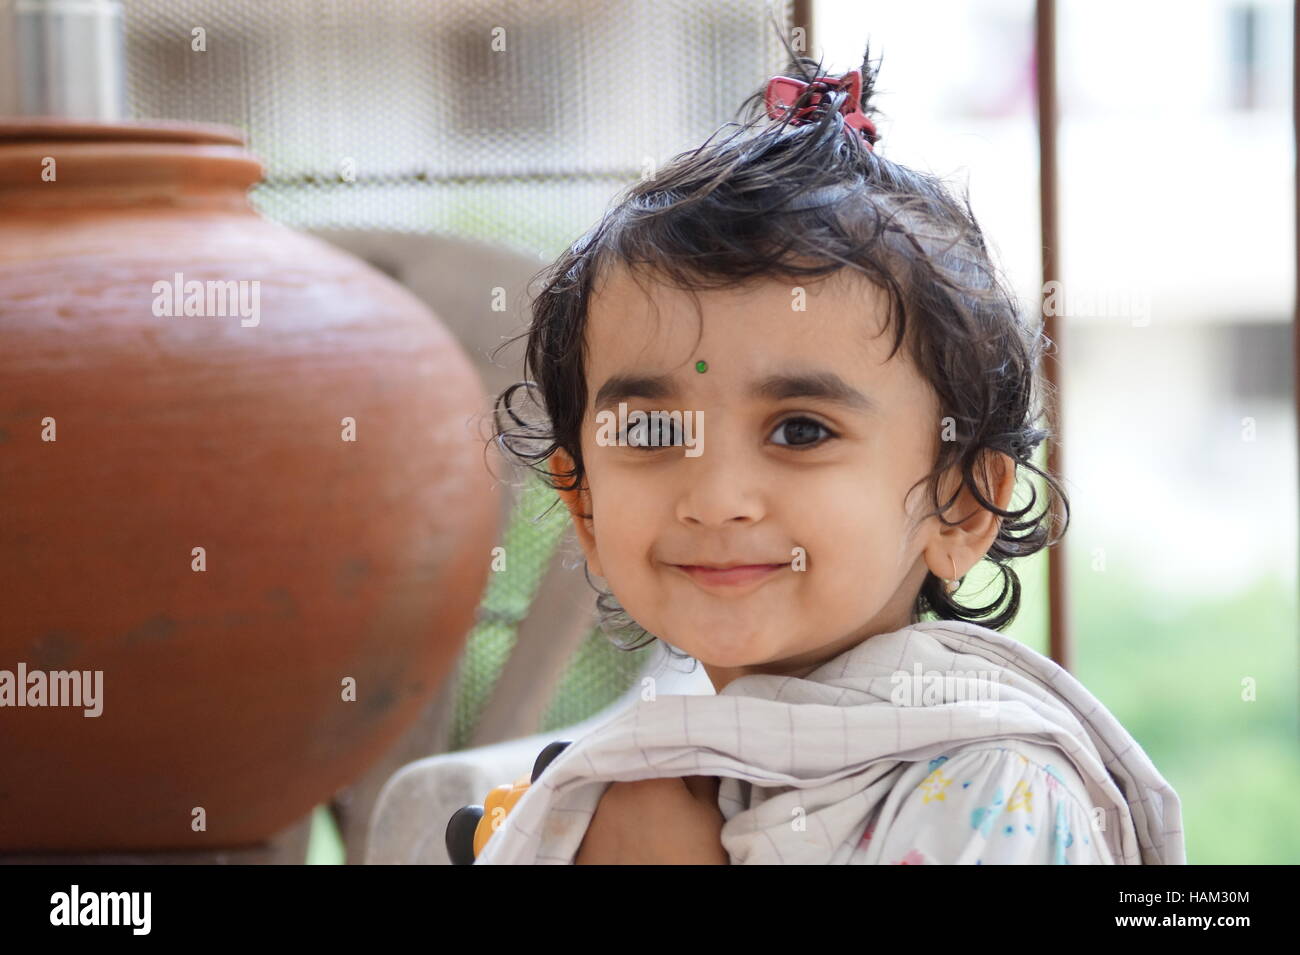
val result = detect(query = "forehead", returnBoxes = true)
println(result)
[583,264,926,405]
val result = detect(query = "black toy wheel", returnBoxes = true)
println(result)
[446,804,484,865]
[530,740,573,782]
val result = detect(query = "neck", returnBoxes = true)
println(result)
[703,611,916,693]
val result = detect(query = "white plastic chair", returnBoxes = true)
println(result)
[365,647,714,864]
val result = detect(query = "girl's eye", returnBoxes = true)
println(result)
[770,416,836,449]
[621,417,681,448]
[616,416,835,450]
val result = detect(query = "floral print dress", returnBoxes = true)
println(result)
[855,739,1114,864]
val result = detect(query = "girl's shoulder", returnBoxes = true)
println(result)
[912,740,1096,812]
[857,739,1114,864]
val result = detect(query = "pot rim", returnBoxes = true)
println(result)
[0,116,247,147]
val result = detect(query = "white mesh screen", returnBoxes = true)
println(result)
[1,0,799,256]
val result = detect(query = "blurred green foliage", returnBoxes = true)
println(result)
[1065,557,1298,865]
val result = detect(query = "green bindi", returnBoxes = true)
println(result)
[695,359,708,373]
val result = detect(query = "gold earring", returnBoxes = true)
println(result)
[943,555,960,595]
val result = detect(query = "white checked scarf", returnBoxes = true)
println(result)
[472,619,1185,865]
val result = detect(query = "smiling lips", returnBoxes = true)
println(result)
[673,562,787,591]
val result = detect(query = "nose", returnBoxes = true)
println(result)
[674,434,766,528]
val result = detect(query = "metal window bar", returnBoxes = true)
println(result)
[1293,0,1299,737]
[1036,0,1070,671]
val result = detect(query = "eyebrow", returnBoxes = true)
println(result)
[592,369,877,414]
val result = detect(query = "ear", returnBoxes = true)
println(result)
[923,449,1016,587]
[548,446,604,578]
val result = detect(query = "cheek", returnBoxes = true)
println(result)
[588,467,656,564]
[790,478,911,580]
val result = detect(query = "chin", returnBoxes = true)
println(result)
[674,635,777,669]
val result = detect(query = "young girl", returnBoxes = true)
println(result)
[481,42,1184,865]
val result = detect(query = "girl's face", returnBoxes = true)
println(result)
[555,264,1008,690]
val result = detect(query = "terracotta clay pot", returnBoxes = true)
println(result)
[0,118,499,851]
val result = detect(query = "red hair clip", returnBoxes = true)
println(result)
[764,68,877,149]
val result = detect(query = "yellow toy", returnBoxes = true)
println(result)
[445,740,571,864]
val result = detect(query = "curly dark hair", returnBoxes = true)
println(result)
[490,36,1069,653]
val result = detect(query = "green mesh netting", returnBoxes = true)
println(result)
[446,475,565,752]
[445,473,653,751]
[539,623,655,733]
[447,472,660,753]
